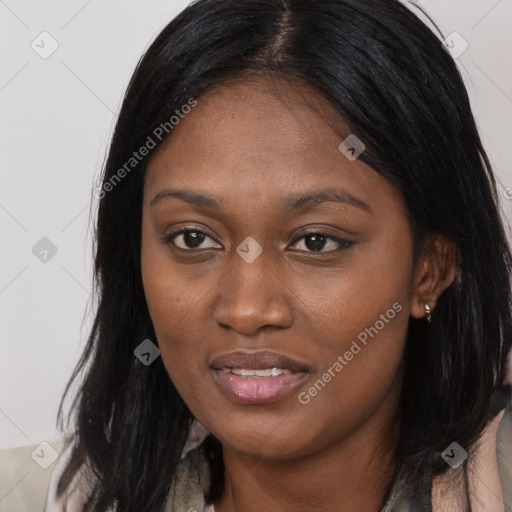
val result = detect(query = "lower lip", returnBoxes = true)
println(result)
[211,369,308,405]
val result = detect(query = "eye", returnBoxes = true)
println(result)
[162,228,220,250]
[289,232,355,253]
[162,228,355,253]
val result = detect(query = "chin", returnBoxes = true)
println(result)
[208,420,316,461]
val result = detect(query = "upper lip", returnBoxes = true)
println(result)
[211,350,310,372]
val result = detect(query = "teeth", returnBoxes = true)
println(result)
[221,367,293,377]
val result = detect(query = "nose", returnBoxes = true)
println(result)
[212,248,293,336]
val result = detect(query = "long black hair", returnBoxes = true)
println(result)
[55,0,512,510]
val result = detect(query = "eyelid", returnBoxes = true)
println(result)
[162,226,220,249]
[162,226,355,253]
[289,230,354,252]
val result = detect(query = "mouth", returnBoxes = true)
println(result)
[210,350,310,405]
[219,367,294,377]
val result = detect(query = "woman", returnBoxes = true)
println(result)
[44,0,512,511]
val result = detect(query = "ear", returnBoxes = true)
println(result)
[410,233,459,320]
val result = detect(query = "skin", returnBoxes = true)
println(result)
[141,74,457,512]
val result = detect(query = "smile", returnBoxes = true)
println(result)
[210,350,311,405]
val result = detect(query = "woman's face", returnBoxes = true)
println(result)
[141,76,417,459]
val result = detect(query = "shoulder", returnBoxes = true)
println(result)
[430,396,512,512]
[385,395,512,512]
[0,439,67,511]
[43,436,99,512]
[496,400,512,508]
[43,434,212,512]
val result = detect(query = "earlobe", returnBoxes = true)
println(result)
[409,295,433,321]
[409,253,436,320]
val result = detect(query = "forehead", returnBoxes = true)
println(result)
[143,75,404,217]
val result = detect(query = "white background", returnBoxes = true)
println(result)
[1,0,512,450]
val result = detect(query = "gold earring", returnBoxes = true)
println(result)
[424,303,432,322]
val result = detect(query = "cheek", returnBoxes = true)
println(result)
[140,227,197,373]
[140,225,229,412]
[141,266,209,405]
[141,218,207,336]
[290,232,412,413]
[297,228,413,345]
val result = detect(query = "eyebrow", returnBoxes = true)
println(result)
[149,187,371,213]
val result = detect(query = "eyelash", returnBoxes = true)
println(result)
[161,227,355,253]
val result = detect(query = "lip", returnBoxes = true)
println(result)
[211,350,310,372]
[210,350,310,405]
